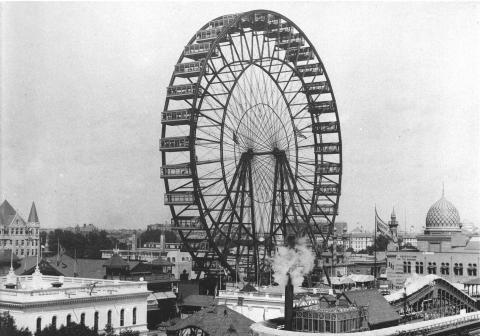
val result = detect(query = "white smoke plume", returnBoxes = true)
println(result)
[272,237,315,288]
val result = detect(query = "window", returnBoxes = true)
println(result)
[66,314,71,325]
[407,261,411,273]
[468,263,478,276]
[132,308,137,325]
[94,312,99,331]
[403,262,407,273]
[454,263,464,276]
[428,262,437,274]
[36,317,42,333]
[440,263,450,275]
[120,309,125,326]
[107,310,112,326]
[52,316,57,329]
[80,313,85,325]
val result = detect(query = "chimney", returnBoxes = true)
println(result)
[285,273,294,331]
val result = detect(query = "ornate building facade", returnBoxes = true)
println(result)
[386,191,480,288]
[0,200,40,259]
[0,267,150,334]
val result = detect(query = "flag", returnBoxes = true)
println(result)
[375,208,392,239]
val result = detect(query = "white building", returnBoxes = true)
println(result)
[0,267,150,334]
[217,287,320,322]
[348,227,374,252]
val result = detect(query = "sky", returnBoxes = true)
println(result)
[1,2,479,232]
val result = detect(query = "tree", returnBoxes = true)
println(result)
[104,324,115,336]
[364,234,391,254]
[36,323,98,336]
[346,247,355,253]
[48,229,118,259]
[119,330,140,336]
[0,312,32,336]
[102,324,139,336]
[138,229,179,245]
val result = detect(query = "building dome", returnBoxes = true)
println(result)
[425,194,461,233]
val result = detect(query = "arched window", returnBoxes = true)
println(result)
[94,312,99,331]
[120,309,125,326]
[107,310,112,326]
[172,257,176,262]
[132,307,137,325]
[52,316,57,329]
[36,317,42,333]
[66,314,71,325]
[80,313,85,325]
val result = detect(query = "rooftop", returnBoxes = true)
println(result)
[168,305,254,336]
[344,289,400,327]
[0,268,149,305]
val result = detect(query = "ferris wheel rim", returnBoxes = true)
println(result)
[161,9,343,280]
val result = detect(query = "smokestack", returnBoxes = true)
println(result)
[285,272,294,331]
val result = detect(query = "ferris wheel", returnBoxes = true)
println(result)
[160,10,342,284]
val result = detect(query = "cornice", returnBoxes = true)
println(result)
[0,291,150,310]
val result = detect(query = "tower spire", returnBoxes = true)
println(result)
[28,201,39,222]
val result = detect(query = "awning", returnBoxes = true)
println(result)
[348,274,375,283]
[153,292,177,300]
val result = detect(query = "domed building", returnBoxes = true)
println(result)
[386,189,480,289]
[424,191,461,235]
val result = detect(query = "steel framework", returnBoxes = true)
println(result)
[160,10,342,284]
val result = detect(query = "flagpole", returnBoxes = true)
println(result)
[374,205,378,281]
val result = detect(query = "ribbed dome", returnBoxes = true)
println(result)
[425,195,460,231]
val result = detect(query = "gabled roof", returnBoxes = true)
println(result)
[21,259,64,276]
[167,305,253,336]
[344,289,400,327]
[0,200,17,226]
[103,254,129,268]
[28,202,39,222]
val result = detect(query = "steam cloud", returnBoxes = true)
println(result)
[272,237,315,288]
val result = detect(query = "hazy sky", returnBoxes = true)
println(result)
[1,2,479,232]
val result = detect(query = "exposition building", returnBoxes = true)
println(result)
[0,266,150,334]
[0,200,41,260]
[386,190,480,290]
